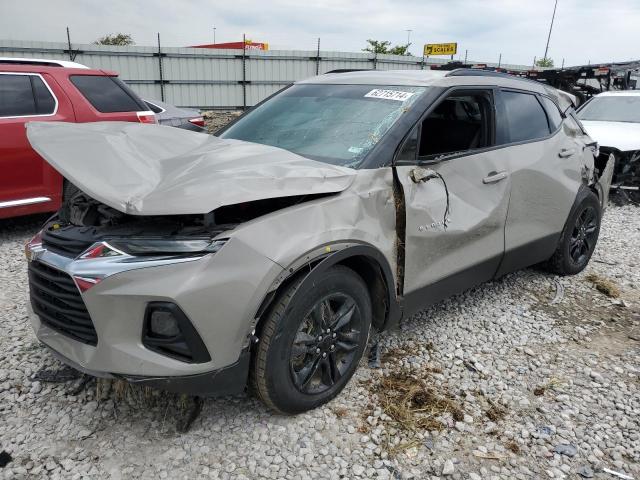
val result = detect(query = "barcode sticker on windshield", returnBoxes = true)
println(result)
[364,89,415,102]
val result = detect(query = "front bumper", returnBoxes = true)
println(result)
[46,343,251,396]
[27,236,282,380]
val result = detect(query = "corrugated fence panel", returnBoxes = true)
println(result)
[0,39,530,109]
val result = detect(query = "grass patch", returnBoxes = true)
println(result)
[586,273,621,298]
[370,368,463,432]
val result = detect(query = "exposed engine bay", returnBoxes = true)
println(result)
[42,187,330,258]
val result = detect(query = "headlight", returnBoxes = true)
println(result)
[106,238,227,256]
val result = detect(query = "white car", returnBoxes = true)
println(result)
[577,91,640,186]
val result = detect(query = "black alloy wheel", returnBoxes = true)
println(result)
[290,292,362,394]
[251,265,372,414]
[545,188,601,275]
[568,205,599,265]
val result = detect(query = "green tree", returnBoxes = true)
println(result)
[94,33,135,46]
[363,39,412,56]
[536,57,554,68]
[363,39,391,54]
[388,44,411,56]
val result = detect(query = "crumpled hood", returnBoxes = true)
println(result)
[26,122,356,215]
[580,120,640,152]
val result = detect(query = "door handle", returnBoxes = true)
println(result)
[558,148,576,158]
[482,171,508,184]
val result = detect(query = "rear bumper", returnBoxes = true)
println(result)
[45,342,251,397]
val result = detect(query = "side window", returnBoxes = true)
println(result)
[0,74,56,117]
[31,76,56,114]
[70,75,146,113]
[0,74,36,117]
[399,91,493,161]
[540,96,563,131]
[501,91,550,143]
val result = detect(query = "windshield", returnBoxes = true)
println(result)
[220,84,427,167]
[577,95,640,123]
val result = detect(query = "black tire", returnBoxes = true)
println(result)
[545,188,601,276]
[251,265,372,414]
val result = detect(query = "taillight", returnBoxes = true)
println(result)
[188,117,205,128]
[137,111,157,124]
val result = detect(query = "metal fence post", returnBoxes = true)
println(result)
[157,33,165,102]
[66,27,73,61]
[242,34,247,110]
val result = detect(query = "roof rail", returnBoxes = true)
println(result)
[446,68,546,88]
[445,68,516,78]
[0,57,89,69]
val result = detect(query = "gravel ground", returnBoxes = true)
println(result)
[1,204,638,480]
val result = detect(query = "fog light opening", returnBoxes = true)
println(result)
[149,309,181,338]
[142,302,211,364]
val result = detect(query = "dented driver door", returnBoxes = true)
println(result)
[395,151,511,311]
[393,88,511,313]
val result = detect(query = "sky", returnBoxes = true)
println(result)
[1,0,639,67]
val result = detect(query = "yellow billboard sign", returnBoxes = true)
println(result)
[423,43,457,56]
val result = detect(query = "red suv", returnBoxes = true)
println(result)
[0,58,155,219]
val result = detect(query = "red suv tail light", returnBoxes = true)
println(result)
[137,111,157,124]
[188,117,205,128]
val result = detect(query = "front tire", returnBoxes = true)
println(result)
[545,188,601,275]
[251,265,371,414]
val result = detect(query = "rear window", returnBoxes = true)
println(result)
[0,74,56,117]
[70,75,146,113]
[502,91,550,143]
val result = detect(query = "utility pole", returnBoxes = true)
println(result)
[242,33,247,110]
[543,0,559,61]
[66,27,72,61]
[213,27,216,45]
[315,37,321,75]
[464,49,468,65]
[157,33,165,101]
[498,53,502,68]
[405,29,412,50]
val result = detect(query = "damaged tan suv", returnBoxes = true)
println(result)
[25,69,613,414]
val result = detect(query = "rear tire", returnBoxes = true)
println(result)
[251,265,371,414]
[544,188,601,276]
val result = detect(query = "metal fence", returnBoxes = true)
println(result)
[0,39,530,109]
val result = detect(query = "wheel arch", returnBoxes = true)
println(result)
[253,244,401,342]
